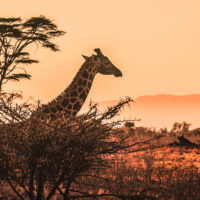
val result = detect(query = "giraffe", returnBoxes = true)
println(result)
[33,48,122,123]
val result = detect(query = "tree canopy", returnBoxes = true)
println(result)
[0,16,65,91]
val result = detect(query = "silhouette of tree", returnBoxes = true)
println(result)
[171,121,191,136]
[0,16,65,91]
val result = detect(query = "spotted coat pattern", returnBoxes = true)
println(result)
[31,48,122,124]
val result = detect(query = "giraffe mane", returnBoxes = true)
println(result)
[42,59,91,107]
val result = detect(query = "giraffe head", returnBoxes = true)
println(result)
[82,48,122,77]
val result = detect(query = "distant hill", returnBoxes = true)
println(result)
[81,94,200,129]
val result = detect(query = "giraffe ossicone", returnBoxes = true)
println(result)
[35,48,122,122]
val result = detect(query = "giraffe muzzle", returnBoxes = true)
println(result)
[114,69,123,77]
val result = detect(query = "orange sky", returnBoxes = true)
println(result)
[2,0,200,103]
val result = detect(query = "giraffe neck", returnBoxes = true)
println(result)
[41,59,97,120]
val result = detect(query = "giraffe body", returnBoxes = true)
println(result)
[32,48,122,122]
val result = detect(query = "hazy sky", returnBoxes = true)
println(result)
[2,0,200,102]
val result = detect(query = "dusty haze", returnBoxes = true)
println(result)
[82,94,200,129]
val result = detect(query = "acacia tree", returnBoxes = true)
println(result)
[0,16,65,90]
[0,98,139,200]
[170,122,191,136]
[0,16,65,123]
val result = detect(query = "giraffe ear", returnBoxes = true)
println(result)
[82,55,89,60]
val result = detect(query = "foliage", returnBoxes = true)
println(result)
[0,16,65,91]
[0,92,36,124]
[107,151,200,200]
[0,98,139,200]
[170,122,191,136]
